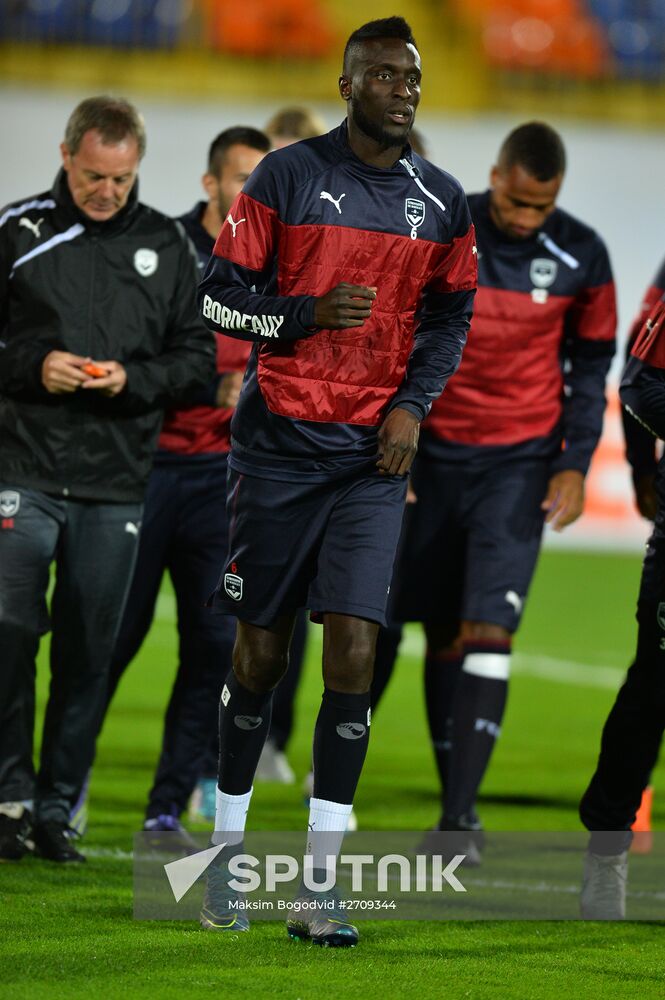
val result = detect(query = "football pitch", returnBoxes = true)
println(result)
[2,548,665,999]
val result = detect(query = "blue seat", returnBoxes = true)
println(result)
[607,17,665,78]
[1,0,86,43]
[84,0,185,47]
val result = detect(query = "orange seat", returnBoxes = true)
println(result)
[482,11,609,77]
[202,0,334,58]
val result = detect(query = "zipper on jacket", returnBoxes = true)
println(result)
[61,237,97,497]
[399,158,446,239]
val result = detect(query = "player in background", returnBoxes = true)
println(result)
[371,122,616,856]
[254,107,329,787]
[622,258,665,523]
[580,292,665,918]
[74,128,273,840]
[265,106,327,149]
[604,257,665,850]
[197,16,477,944]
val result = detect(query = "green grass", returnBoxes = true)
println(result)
[2,549,664,999]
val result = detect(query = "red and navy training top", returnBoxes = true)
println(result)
[421,190,617,475]
[198,122,477,482]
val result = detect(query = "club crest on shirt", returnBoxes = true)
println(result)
[0,490,20,517]
[657,602,665,630]
[134,248,159,277]
[529,258,558,289]
[405,198,425,232]
[224,572,243,601]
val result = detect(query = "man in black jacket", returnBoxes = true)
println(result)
[0,95,215,863]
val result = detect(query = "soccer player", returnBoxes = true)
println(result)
[88,128,271,839]
[609,257,665,846]
[580,291,665,918]
[372,122,617,853]
[197,16,477,944]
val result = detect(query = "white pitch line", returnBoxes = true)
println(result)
[85,846,134,860]
[395,630,627,691]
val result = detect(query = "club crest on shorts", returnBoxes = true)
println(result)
[405,198,425,239]
[0,490,20,517]
[133,248,159,277]
[657,602,665,630]
[224,572,243,601]
[529,258,558,289]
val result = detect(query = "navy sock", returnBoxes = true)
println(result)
[370,621,403,711]
[217,672,273,795]
[312,688,371,804]
[444,642,510,823]
[424,650,464,798]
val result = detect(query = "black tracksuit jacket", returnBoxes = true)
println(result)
[0,170,215,502]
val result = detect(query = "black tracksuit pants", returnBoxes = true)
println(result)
[0,486,141,824]
[580,508,665,833]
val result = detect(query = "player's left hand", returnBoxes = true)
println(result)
[80,360,127,397]
[541,469,585,531]
[377,407,420,476]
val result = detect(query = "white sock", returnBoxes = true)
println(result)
[212,787,253,846]
[306,797,352,873]
[0,802,25,819]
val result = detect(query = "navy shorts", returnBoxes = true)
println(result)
[210,468,407,627]
[392,453,549,632]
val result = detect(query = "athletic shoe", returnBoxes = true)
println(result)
[417,813,485,866]
[255,739,295,784]
[200,850,250,932]
[580,850,627,920]
[33,821,86,863]
[286,885,359,947]
[143,814,198,853]
[69,771,91,838]
[631,786,653,855]
[302,772,358,832]
[0,803,34,861]
[188,779,217,822]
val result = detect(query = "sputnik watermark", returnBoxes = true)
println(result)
[134,831,665,921]
[163,844,467,903]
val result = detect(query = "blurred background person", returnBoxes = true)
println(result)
[81,127,272,840]
[371,122,616,857]
[265,106,327,149]
[580,287,665,918]
[253,105,329,789]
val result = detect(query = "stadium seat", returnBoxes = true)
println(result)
[606,17,665,78]
[482,10,608,76]
[0,0,86,43]
[84,0,187,48]
[203,0,334,58]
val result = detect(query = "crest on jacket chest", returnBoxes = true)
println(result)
[405,198,425,240]
[529,257,558,304]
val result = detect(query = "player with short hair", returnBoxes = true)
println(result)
[197,15,477,945]
[0,96,215,863]
[91,126,272,838]
[264,106,328,149]
[372,122,617,854]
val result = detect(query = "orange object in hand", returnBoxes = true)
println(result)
[81,362,108,378]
